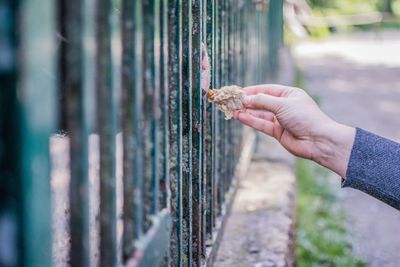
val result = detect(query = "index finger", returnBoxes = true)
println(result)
[244,84,292,97]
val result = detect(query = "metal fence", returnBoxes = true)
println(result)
[0,0,283,266]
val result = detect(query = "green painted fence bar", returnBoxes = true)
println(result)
[0,0,283,266]
[205,0,215,243]
[121,0,137,259]
[159,0,170,213]
[0,1,55,267]
[181,0,194,265]
[191,0,203,265]
[62,0,91,265]
[268,0,284,79]
[167,0,184,265]
[96,0,117,265]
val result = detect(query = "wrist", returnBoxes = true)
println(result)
[313,122,356,177]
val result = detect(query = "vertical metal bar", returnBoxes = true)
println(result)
[96,0,117,265]
[111,1,122,133]
[239,0,243,84]
[181,0,193,264]
[216,0,224,216]
[121,0,134,258]
[58,0,67,131]
[143,0,152,228]
[121,0,134,259]
[152,0,161,215]
[231,0,236,182]
[230,0,235,185]
[132,0,144,237]
[255,4,258,82]
[168,0,183,265]
[219,2,224,203]
[258,4,262,83]
[82,0,97,135]
[268,0,283,80]
[243,1,249,84]
[226,0,232,193]
[222,0,228,197]
[21,15,56,264]
[220,0,225,216]
[223,0,228,195]
[235,0,242,170]
[64,0,90,264]
[133,0,145,238]
[159,0,170,211]
[239,1,245,85]
[200,0,211,255]
[212,0,219,228]
[191,0,202,265]
[142,0,160,230]
[0,0,55,266]
[0,3,18,267]
[205,0,215,241]
[201,0,208,257]
[159,0,171,261]
[262,3,267,81]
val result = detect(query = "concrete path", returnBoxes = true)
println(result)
[215,134,296,267]
[294,31,400,267]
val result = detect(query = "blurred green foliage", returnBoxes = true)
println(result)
[300,0,400,39]
[294,70,364,266]
[305,9,331,39]
[296,159,365,267]
[309,0,400,15]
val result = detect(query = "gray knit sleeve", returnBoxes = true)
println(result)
[342,128,400,210]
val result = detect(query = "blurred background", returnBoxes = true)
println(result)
[2,0,399,266]
[288,0,400,266]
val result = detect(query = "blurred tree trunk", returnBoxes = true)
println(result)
[384,0,394,14]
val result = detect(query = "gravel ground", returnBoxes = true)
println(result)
[294,31,400,267]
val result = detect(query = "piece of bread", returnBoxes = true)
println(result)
[207,85,245,120]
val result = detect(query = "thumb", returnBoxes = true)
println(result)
[243,94,282,113]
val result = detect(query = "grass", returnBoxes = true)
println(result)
[296,159,365,267]
[294,68,364,266]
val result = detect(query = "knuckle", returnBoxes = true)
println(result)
[245,95,255,106]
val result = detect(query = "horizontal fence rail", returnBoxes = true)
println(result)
[0,0,283,266]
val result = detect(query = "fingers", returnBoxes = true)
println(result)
[246,109,275,121]
[243,94,282,113]
[244,84,292,97]
[236,112,274,136]
[232,109,274,121]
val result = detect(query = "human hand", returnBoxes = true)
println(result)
[233,84,356,177]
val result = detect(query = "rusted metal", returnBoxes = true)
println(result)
[167,0,184,265]
[3,0,284,266]
[182,0,194,264]
[191,0,203,266]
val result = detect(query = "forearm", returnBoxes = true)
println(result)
[342,128,400,210]
[312,122,356,177]
[305,119,400,210]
